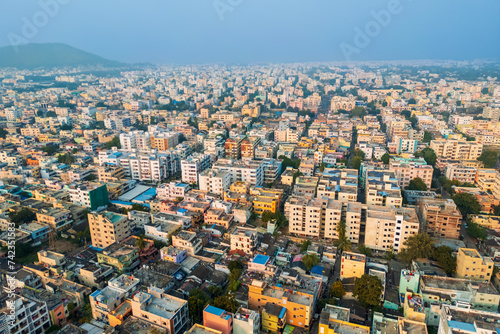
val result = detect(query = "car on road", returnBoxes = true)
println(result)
[464,223,468,229]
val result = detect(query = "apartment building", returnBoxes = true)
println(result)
[456,248,494,282]
[444,164,477,184]
[172,231,203,256]
[151,132,179,151]
[389,158,433,190]
[418,198,462,239]
[438,305,500,334]
[261,158,283,184]
[68,182,109,211]
[181,153,211,184]
[36,208,74,231]
[248,279,316,328]
[316,168,358,202]
[90,275,140,324]
[156,182,191,200]
[365,171,403,207]
[241,137,261,160]
[99,150,178,182]
[212,159,264,187]
[131,286,189,334]
[97,242,140,273]
[233,308,260,334]
[119,130,152,150]
[230,227,258,255]
[430,139,483,160]
[88,211,131,250]
[199,169,231,196]
[340,252,366,279]
[319,305,370,334]
[97,166,125,182]
[204,208,234,229]
[365,206,419,252]
[225,136,244,160]
[1,295,51,333]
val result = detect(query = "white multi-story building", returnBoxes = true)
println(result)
[181,153,212,184]
[430,139,483,160]
[157,182,191,200]
[3,295,51,333]
[199,169,231,196]
[212,159,264,186]
[99,149,179,182]
[67,183,109,211]
[230,227,258,255]
[5,107,22,121]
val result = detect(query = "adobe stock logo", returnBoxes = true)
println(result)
[213,0,243,21]
[7,0,71,53]
[340,0,406,61]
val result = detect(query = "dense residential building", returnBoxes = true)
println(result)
[68,182,109,211]
[418,198,462,239]
[230,227,258,255]
[430,139,483,160]
[181,153,211,184]
[199,169,232,196]
[456,248,494,281]
[444,163,477,184]
[365,170,403,207]
[89,211,131,249]
[340,252,366,279]
[389,158,433,190]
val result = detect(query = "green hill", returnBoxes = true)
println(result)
[0,43,123,68]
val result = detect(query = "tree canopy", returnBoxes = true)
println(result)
[414,147,437,166]
[104,136,121,149]
[302,254,320,271]
[433,246,456,275]
[398,233,435,263]
[380,153,390,165]
[478,149,499,168]
[9,208,36,226]
[406,177,428,191]
[466,221,487,241]
[452,193,480,218]
[353,275,383,308]
[330,281,346,299]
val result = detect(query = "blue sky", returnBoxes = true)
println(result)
[1,0,499,64]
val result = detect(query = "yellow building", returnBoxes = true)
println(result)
[230,181,250,194]
[248,280,316,328]
[261,303,286,333]
[108,300,132,327]
[318,304,370,334]
[456,248,494,282]
[241,105,260,118]
[340,252,366,279]
[253,196,279,215]
[404,291,426,323]
[471,214,500,233]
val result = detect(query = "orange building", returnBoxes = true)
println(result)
[203,305,233,334]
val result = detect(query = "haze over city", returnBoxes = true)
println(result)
[1,0,500,64]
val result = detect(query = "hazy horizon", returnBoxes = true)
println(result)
[1,0,499,65]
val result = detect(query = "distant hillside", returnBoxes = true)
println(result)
[0,43,123,69]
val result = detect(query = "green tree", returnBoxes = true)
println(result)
[0,128,9,139]
[408,98,416,104]
[357,245,372,257]
[351,156,363,170]
[381,153,390,165]
[9,208,36,226]
[406,177,428,191]
[212,295,239,313]
[423,131,433,143]
[353,274,383,308]
[334,221,352,252]
[414,148,437,166]
[398,233,435,263]
[466,221,487,241]
[188,289,210,324]
[228,260,243,271]
[350,106,367,118]
[433,246,456,275]
[57,153,75,164]
[330,281,346,299]
[492,204,500,216]
[300,240,311,253]
[302,254,320,271]
[42,145,58,156]
[452,193,480,218]
[131,203,149,212]
[104,136,121,149]
[477,149,499,168]
[261,211,275,223]
[135,234,147,252]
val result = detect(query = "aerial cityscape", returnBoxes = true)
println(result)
[1,2,500,334]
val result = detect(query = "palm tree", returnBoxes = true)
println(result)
[335,221,351,252]
[135,234,147,252]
